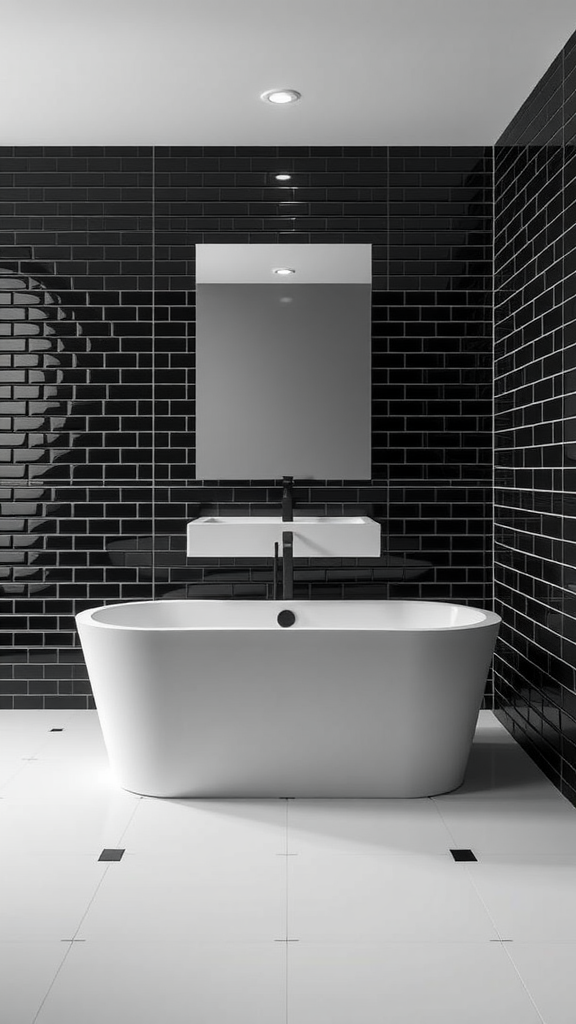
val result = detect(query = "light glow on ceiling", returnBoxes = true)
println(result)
[261,89,301,105]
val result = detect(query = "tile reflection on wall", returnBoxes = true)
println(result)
[0,147,153,707]
[0,485,153,707]
[1,145,492,707]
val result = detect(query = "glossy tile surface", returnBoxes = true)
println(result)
[0,144,493,710]
[506,943,576,1024]
[287,944,544,1024]
[495,27,576,807]
[76,852,286,942]
[0,943,70,1024]
[1,709,576,1023]
[34,942,287,1024]
[288,850,499,942]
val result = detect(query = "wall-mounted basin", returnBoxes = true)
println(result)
[186,516,381,558]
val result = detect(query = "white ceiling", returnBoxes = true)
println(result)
[1,0,576,146]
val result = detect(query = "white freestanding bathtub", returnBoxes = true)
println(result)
[76,600,500,799]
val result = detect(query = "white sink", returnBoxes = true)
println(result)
[186,516,381,558]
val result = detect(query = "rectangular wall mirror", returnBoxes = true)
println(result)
[195,243,372,480]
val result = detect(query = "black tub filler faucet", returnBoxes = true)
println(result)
[273,530,294,601]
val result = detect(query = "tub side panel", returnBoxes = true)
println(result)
[77,621,499,798]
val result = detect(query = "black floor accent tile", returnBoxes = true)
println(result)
[450,848,477,861]
[98,848,125,861]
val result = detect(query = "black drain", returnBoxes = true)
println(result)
[277,609,296,628]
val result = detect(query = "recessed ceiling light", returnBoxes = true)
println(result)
[261,89,301,105]
[275,173,292,181]
[273,267,296,276]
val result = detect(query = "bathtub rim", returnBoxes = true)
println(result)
[75,598,502,633]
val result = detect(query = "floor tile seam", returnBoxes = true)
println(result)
[501,939,576,944]
[281,849,489,863]
[56,938,292,946]
[288,939,535,946]
[29,940,74,1024]
[63,862,114,944]
[427,795,462,847]
[284,800,289,946]
[0,937,544,947]
[500,942,548,1024]
[284,939,289,1024]
[461,863,509,943]
[30,933,530,946]
[280,938,576,945]
[111,796,144,848]
[285,920,505,943]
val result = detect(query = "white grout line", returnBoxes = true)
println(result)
[495,591,565,637]
[492,140,497,686]
[493,363,571,393]
[151,146,156,600]
[495,622,571,670]
[496,485,576,496]
[495,537,576,586]
[495,626,560,659]
[495,509,563,523]
[495,137,564,218]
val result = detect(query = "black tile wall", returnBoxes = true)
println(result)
[0,146,493,708]
[494,29,576,806]
[0,147,153,706]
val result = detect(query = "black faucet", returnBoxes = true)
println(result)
[281,530,294,600]
[272,530,294,600]
[282,475,294,522]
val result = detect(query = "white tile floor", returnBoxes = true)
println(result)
[1,710,576,1023]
